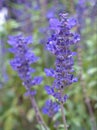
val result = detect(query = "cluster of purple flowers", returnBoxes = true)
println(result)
[42,13,80,117]
[8,35,42,96]
[8,13,79,118]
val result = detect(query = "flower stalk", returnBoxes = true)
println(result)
[43,13,79,128]
[8,35,48,130]
[30,95,48,130]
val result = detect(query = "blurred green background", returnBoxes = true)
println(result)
[0,0,97,130]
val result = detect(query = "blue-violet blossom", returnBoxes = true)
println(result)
[43,13,80,116]
[8,35,42,96]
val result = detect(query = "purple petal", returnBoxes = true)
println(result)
[45,85,54,95]
[68,17,77,28]
[72,77,78,82]
[49,18,61,32]
[44,68,55,77]
[32,76,43,86]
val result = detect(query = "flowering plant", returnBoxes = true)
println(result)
[43,13,80,130]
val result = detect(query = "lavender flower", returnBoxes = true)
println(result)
[43,13,80,116]
[8,34,42,95]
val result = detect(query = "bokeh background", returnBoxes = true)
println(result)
[0,0,97,130]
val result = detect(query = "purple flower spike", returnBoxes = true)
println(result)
[43,13,79,117]
[8,34,42,96]
[46,13,79,91]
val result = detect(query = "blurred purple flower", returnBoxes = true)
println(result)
[8,34,42,96]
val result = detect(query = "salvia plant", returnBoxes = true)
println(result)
[7,12,96,130]
[8,35,47,130]
[42,13,80,130]
[8,13,80,130]
[8,35,43,95]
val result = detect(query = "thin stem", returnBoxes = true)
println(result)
[60,103,68,130]
[30,95,48,130]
